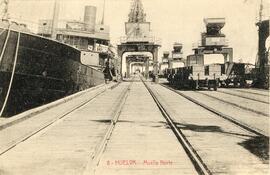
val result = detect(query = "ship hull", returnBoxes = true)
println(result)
[0,27,104,117]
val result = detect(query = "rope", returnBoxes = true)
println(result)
[0,29,5,36]
[0,28,10,65]
[0,31,20,117]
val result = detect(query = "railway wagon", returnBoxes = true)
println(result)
[165,68,176,84]
[219,62,256,87]
[169,64,222,90]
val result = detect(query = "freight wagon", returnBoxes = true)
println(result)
[170,64,222,90]
[219,62,256,87]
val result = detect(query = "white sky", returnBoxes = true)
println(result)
[7,0,270,64]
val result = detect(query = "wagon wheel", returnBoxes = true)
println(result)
[213,80,218,91]
[214,84,217,91]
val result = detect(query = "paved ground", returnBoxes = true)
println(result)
[234,88,269,96]
[0,84,111,154]
[148,83,269,174]
[179,90,269,137]
[217,88,269,104]
[0,83,130,175]
[199,90,269,116]
[93,81,197,175]
[0,77,269,175]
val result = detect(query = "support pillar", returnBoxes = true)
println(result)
[222,48,233,63]
[168,58,173,69]
[130,64,134,75]
[153,48,159,83]
[145,59,149,79]
[93,39,97,51]
[126,61,130,78]
[117,47,124,80]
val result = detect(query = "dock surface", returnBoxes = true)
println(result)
[0,76,269,175]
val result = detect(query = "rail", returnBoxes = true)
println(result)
[217,89,269,104]
[0,84,109,156]
[160,84,269,139]
[235,89,269,97]
[196,91,269,117]
[142,78,211,175]
[84,78,133,175]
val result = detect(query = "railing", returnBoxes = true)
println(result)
[119,36,161,45]
[192,38,229,49]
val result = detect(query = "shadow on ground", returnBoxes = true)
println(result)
[239,136,269,163]
[90,119,170,129]
[162,83,208,91]
[90,119,112,123]
[175,122,269,162]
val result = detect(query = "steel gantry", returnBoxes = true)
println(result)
[117,0,161,82]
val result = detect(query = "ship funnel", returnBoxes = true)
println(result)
[84,6,97,32]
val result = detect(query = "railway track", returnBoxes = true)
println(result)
[93,77,201,175]
[234,89,269,97]
[0,86,107,156]
[0,82,133,175]
[142,79,211,175]
[84,81,132,174]
[196,91,269,117]
[217,89,269,104]
[150,82,268,174]
[0,78,203,175]
[0,77,268,174]
[0,83,131,157]
[160,84,268,139]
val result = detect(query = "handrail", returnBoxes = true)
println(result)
[0,32,21,117]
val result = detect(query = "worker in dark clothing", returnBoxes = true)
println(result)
[103,61,112,83]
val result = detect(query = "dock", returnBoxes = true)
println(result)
[0,76,268,175]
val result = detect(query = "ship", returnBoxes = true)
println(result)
[0,1,114,117]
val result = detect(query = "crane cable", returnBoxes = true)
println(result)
[0,31,20,117]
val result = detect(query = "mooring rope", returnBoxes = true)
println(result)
[0,29,10,65]
[0,29,6,36]
[0,32,21,117]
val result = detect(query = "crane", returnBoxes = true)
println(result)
[244,0,269,88]
[255,0,270,88]
[126,0,147,39]
[128,0,146,23]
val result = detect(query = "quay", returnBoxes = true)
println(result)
[0,75,269,174]
[0,0,269,174]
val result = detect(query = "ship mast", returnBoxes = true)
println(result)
[101,0,105,25]
[0,0,9,20]
[51,0,60,39]
[258,0,263,23]
[255,0,264,67]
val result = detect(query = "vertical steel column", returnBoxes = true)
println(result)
[126,60,130,78]
[145,59,149,79]
[153,47,159,83]
[168,58,173,69]
[117,47,124,80]
[222,48,233,63]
